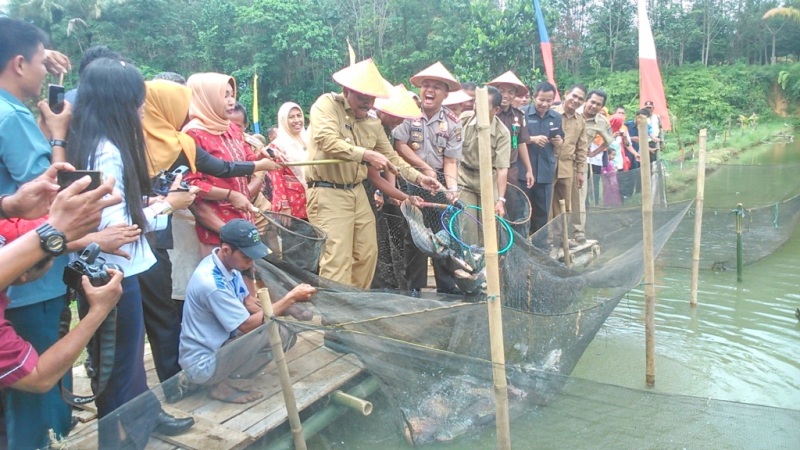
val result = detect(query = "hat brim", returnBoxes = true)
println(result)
[487,81,529,97]
[238,242,269,260]
[409,75,461,92]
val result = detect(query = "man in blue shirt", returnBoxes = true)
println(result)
[0,17,75,448]
[180,219,316,403]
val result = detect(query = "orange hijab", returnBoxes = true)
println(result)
[182,73,236,136]
[142,80,198,177]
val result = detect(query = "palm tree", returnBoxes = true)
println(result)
[762,7,800,65]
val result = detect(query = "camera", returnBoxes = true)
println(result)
[63,243,123,292]
[152,165,190,196]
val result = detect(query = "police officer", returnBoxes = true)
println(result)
[487,71,533,191]
[305,59,440,288]
[393,62,462,295]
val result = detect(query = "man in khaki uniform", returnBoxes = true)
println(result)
[457,86,511,215]
[305,59,440,288]
[572,89,612,243]
[393,62,463,295]
[552,85,588,226]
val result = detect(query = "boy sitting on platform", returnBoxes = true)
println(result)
[178,219,316,403]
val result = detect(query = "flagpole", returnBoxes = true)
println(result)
[253,71,261,135]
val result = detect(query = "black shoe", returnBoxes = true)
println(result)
[154,410,194,436]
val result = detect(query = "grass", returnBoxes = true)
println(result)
[661,119,795,197]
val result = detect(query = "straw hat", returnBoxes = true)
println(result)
[409,62,460,92]
[487,71,529,96]
[332,58,390,99]
[374,84,423,119]
[442,89,473,107]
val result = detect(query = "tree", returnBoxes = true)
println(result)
[763,6,800,64]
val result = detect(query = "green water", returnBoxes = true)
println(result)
[302,140,800,449]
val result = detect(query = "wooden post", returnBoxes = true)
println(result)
[735,203,744,282]
[559,199,571,268]
[637,115,656,387]
[474,87,511,450]
[690,129,707,307]
[257,288,307,450]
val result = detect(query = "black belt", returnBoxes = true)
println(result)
[460,162,479,172]
[307,181,357,190]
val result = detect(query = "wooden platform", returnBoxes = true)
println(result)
[66,330,364,449]
[550,239,600,266]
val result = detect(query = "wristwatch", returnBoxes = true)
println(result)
[35,223,67,256]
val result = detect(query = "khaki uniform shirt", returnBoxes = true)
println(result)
[393,105,462,170]
[457,111,511,193]
[306,93,419,185]
[496,106,530,164]
[553,105,588,178]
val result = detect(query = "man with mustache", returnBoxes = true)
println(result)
[487,71,533,193]
[393,62,463,295]
[305,59,439,289]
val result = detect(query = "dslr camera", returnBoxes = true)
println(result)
[63,243,123,292]
[152,165,190,196]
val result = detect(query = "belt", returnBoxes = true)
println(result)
[460,162,479,172]
[307,181,357,190]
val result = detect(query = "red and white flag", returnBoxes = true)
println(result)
[638,0,671,130]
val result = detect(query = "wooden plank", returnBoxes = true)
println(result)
[156,405,254,450]
[169,335,323,413]
[190,345,341,425]
[241,354,363,437]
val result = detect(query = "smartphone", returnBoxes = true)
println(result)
[549,127,563,139]
[48,84,65,114]
[57,170,102,193]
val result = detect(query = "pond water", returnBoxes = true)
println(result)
[292,140,800,449]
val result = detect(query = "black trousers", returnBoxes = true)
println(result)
[139,246,182,382]
[529,182,553,235]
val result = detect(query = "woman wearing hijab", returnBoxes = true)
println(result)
[139,80,278,388]
[182,73,273,254]
[268,102,308,219]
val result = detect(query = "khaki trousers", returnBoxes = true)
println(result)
[307,184,377,289]
[550,177,573,218]
[571,165,589,236]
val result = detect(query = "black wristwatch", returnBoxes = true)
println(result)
[35,223,67,256]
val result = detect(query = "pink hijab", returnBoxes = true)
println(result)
[182,73,236,136]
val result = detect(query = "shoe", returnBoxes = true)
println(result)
[154,410,195,436]
[163,372,197,404]
[574,233,587,245]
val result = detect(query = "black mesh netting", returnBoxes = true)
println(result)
[258,210,327,273]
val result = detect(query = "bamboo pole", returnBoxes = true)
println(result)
[474,87,511,449]
[559,199,571,268]
[690,129,707,307]
[736,203,744,282]
[257,288,307,450]
[637,115,656,387]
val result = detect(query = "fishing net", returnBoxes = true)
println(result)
[590,161,800,268]
[257,210,327,273]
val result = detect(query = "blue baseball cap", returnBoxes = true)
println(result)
[219,219,268,259]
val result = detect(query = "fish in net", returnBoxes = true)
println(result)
[251,199,691,445]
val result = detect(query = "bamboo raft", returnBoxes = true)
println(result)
[68,330,365,449]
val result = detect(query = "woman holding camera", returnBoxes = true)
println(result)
[66,58,196,446]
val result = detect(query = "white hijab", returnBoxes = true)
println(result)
[273,102,308,181]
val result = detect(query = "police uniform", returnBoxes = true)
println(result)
[393,105,462,293]
[496,106,530,186]
[306,92,419,288]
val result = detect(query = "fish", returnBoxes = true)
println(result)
[400,201,437,256]
[402,375,528,446]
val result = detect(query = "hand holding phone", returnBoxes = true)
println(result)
[57,170,103,193]
[48,84,66,114]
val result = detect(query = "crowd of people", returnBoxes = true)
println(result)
[0,16,665,449]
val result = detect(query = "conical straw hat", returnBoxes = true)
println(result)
[487,71,529,96]
[374,84,423,120]
[332,58,390,99]
[409,62,460,92]
[442,89,473,106]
